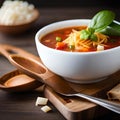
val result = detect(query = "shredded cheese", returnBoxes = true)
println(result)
[63,29,109,51]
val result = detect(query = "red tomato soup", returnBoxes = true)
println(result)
[40,26,120,52]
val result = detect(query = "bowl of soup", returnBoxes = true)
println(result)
[35,19,120,83]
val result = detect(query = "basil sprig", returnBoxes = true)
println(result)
[88,10,120,36]
[80,10,120,40]
[88,10,115,32]
[100,21,120,36]
[80,28,97,41]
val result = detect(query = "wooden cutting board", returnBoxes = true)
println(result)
[44,71,120,120]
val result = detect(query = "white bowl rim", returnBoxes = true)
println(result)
[35,19,120,55]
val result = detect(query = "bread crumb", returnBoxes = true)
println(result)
[107,84,120,101]
[41,105,52,113]
[35,97,48,106]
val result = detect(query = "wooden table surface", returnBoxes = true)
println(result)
[0,7,120,120]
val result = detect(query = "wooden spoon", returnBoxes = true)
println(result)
[0,44,43,92]
[0,45,120,114]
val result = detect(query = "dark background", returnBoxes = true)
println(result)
[0,0,119,21]
[0,0,119,8]
[29,0,119,8]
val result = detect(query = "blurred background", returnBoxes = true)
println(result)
[13,0,119,8]
[0,0,119,21]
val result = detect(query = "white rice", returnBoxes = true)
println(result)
[0,0,35,25]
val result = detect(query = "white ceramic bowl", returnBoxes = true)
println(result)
[35,19,120,84]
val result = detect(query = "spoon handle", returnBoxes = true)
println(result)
[0,44,41,61]
[75,93,120,114]
[0,45,12,59]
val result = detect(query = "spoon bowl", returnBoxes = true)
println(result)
[0,70,42,92]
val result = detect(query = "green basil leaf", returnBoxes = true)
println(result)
[80,30,90,40]
[87,27,95,34]
[88,10,115,32]
[100,21,120,36]
[90,34,97,41]
[110,21,120,32]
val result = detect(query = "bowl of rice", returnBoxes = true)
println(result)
[0,0,39,34]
